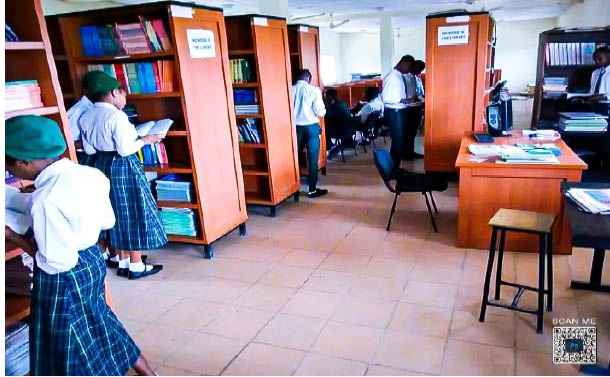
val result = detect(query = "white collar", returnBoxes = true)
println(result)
[93,102,118,109]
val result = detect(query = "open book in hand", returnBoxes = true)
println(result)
[136,119,174,137]
[5,185,33,235]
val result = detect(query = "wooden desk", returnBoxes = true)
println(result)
[455,132,587,254]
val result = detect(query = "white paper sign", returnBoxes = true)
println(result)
[299,26,309,33]
[253,17,268,27]
[446,15,470,23]
[438,25,469,46]
[171,4,193,19]
[187,29,215,58]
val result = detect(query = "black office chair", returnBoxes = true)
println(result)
[326,115,358,163]
[357,110,382,153]
[373,149,448,232]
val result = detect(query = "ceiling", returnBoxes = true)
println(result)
[50,0,579,32]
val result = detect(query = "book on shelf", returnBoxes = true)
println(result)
[136,142,168,165]
[159,207,198,236]
[87,60,174,94]
[230,58,252,84]
[233,89,257,104]
[237,118,263,144]
[136,118,174,137]
[123,104,139,124]
[235,104,260,115]
[5,80,44,112]
[155,174,193,202]
[5,23,19,41]
[545,42,603,66]
[542,77,567,93]
[5,321,30,377]
[79,19,171,57]
[566,188,610,214]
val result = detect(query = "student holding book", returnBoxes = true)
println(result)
[67,70,96,166]
[79,71,167,280]
[4,115,158,375]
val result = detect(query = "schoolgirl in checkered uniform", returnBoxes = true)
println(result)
[5,115,157,375]
[79,71,166,280]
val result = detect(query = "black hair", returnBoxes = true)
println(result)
[296,69,312,82]
[593,46,610,59]
[325,88,338,99]
[412,60,425,74]
[89,85,125,103]
[6,154,17,166]
[364,86,379,102]
[398,55,415,65]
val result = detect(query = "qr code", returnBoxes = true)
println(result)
[553,326,596,364]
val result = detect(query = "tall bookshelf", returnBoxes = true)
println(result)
[287,24,327,176]
[424,11,495,172]
[226,15,300,217]
[5,0,77,333]
[50,2,248,258]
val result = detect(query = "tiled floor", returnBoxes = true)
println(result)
[109,145,610,376]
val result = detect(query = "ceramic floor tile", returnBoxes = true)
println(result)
[374,329,446,374]
[349,275,405,300]
[389,302,453,338]
[233,283,296,312]
[311,321,384,362]
[215,242,291,263]
[280,248,329,268]
[155,365,199,376]
[259,264,314,288]
[132,324,193,364]
[365,365,433,376]
[155,298,226,331]
[375,239,423,262]
[362,256,415,281]
[332,296,396,328]
[441,340,515,375]
[187,277,251,304]
[401,281,458,308]
[203,306,275,341]
[515,349,580,375]
[222,343,305,376]
[319,253,372,273]
[449,310,515,348]
[282,289,343,319]
[410,262,463,285]
[303,269,359,294]
[119,293,182,323]
[294,353,368,376]
[255,313,326,350]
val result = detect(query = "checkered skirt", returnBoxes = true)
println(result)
[76,151,97,167]
[30,245,140,375]
[94,152,168,251]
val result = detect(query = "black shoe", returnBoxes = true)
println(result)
[106,254,147,269]
[128,263,163,280]
[307,188,328,198]
[402,155,414,161]
[116,267,128,277]
[412,152,424,159]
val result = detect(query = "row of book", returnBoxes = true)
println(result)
[87,61,174,94]
[542,77,567,93]
[155,174,193,202]
[159,207,198,237]
[136,142,169,165]
[6,23,19,41]
[565,188,610,215]
[5,321,29,376]
[558,112,608,132]
[235,104,260,115]
[230,58,253,84]
[238,118,264,144]
[5,80,44,112]
[544,42,605,67]
[234,89,257,105]
[80,18,171,57]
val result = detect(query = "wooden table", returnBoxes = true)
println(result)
[455,132,587,254]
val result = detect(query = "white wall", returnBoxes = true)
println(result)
[338,33,380,83]
[557,0,610,28]
[42,0,119,14]
[394,25,427,64]
[319,29,342,85]
[495,18,557,92]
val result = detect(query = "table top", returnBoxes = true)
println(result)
[455,131,588,169]
[561,182,610,249]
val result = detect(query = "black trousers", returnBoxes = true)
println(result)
[402,106,422,159]
[384,107,407,168]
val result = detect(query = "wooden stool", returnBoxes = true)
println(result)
[479,208,556,333]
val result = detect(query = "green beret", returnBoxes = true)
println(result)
[5,115,67,161]
[83,70,121,97]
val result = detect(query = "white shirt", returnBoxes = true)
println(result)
[80,102,144,156]
[66,96,93,142]
[382,69,407,110]
[292,80,326,126]
[356,96,384,123]
[31,158,115,274]
[590,65,609,97]
[403,73,424,107]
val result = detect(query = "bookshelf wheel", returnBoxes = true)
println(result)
[269,206,277,217]
[293,191,300,202]
[203,244,214,259]
[239,223,247,237]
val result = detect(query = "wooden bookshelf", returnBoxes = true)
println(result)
[49,2,248,258]
[226,15,300,217]
[287,24,327,176]
[424,12,495,172]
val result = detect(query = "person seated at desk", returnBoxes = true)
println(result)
[324,88,355,154]
[354,87,384,145]
[569,46,609,105]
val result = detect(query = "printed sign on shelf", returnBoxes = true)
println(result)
[438,25,469,46]
[170,5,193,18]
[253,17,268,26]
[187,29,215,58]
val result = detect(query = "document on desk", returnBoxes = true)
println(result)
[5,185,33,235]
[566,188,610,215]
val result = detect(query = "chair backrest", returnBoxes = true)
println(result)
[373,149,396,192]
[364,110,381,131]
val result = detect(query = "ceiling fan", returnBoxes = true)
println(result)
[290,12,327,21]
[328,12,351,30]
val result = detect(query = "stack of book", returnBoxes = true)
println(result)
[5,80,43,112]
[566,188,610,214]
[155,175,193,202]
[79,18,171,57]
[235,104,260,115]
[542,77,567,98]
[159,207,198,236]
[558,112,608,132]
[87,61,174,94]
[234,89,256,104]
[5,321,29,376]
[498,145,559,164]
[230,58,252,84]
[237,118,264,144]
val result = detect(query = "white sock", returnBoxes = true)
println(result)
[109,255,120,262]
[118,258,130,269]
[129,261,153,273]
[102,251,109,260]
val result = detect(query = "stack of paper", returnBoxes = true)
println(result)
[566,188,610,214]
[558,112,608,132]
[5,321,29,376]
[156,179,192,202]
[497,145,559,164]
[235,104,260,115]
[467,144,503,157]
[5,80,44,112]
[5,185,32,235]
[159,207,198,236]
